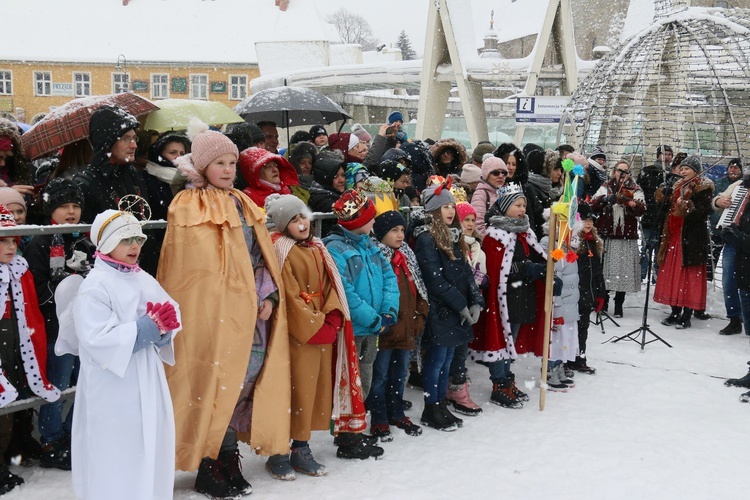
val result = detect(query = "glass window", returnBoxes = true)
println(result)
[73,72,91,97]
[34,71,51,96]
[112,72,130,94]
[229,75,247,100]
[190,74,208,100]
[0,70,11,95]
[151,73,169,99]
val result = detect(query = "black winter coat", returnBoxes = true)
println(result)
[414,227,484,347]
[576,237,606,314]
[506,236,545,324]
[637,163,665,230]
[732,191,750,287]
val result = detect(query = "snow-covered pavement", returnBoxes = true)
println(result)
[8,286,749,500]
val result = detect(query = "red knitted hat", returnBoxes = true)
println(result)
[332,189,376,230]
[0,204,16,228]
[456,202,477,222]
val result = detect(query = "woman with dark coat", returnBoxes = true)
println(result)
[308,150,347,237]
[414,181,484,431]
[401,141,434,193]
[143,132,191,221]
[654,155,714,329]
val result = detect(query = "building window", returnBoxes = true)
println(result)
[229,75,247,100]
[112,72,130,94]
[190,74,208,100]
[73,72,91,97]
[151,73,169,99]
[0,70,11,95]
[34,71,52,96]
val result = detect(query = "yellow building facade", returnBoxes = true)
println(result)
[0,60,259,122]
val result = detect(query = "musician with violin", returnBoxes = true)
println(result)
[653,155,715,329]
[591,160,646,318]
[712,159,747,335]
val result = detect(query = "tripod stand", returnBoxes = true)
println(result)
[612,247,672,349]
[594,308,620,333]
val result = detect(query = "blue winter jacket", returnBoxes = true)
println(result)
[324,225,399,336]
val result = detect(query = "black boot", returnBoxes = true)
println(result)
[195,456,243,499]
[661,306,682,326]
[676,308,693,329]
[4,409,43,467]
[39,437,72,471]
[693,310,711,320]
[614,292,625,318]
[490,379,524,409]
[508,373,530,402]
[218,449,253,495]
[720,317,744,335]
[438,399,463,428]
[336,433,385,460]
[725,362,750,388]
[420,402,457,431]
[0,464,23,495]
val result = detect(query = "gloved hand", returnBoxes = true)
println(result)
[380,313,397,329]
[606,194,619,206]
[468,304,482,325]
[524,262,546,281]
[147,302,180,334]
[594,297,605,313]
[309,310,343,344]
[553,276,563,296]
[459,307,472,325]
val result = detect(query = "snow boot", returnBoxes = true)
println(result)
[490,379,524,409]
[391,417,422,436]
[265,454,296,481]
[569,356,596,375]
[218,449,253,496]
[720,317,744,335]
[446,382,483,416]
[333,433,377,447]
[438,399,463,428]
[556,364,575,387]
[402,399,413,411]
[4,409,44,467]
[614,292,625,318]
[546,366,569,392]
[290,444,327,477]
[420,402,458,431]
[508,373,530,402]
[676,308,693,330]
[0,465,23,495]
[693,310,711,320]
[370,423,394,443]
[336,433,385,460]
[195,456,244,499]
[741,391,750,403]
[564,366,576,379]
[408,369,423,389]
[39,437,72,471]
[725,362,750,388]
[662,307,682,326]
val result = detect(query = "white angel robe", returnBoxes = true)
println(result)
[59,258,181,500]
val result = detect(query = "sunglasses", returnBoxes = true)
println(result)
[119,236,147,246]
[490,170,508,177]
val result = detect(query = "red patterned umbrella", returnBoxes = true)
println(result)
[21,93,159,160]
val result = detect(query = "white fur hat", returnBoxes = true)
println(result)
[90,209,147,255]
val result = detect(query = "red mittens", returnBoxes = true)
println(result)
[308,310,343,345]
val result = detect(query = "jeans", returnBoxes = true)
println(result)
[38,344,77,445]
[739,288,750,336]
[488,359,511,383]
[366,349,410,425]
[640,228,660,280]
[448,342,468,385]
[722,243,741,319]
[422,345,455,404]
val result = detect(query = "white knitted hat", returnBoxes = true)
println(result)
[90,209,147,255]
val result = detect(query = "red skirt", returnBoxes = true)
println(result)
[653,215,707,310]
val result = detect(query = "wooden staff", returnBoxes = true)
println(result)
[540,210,558,411]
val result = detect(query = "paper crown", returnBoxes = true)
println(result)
[332,189,371,221]
[361,176,399,216]
[497,183,524,197]
[451,186,468,203]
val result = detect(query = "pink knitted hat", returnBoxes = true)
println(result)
[481,156,507,180]
[175,117,239,188]
[456,202,477,222]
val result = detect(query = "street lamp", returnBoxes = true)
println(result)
[115,54,129,92]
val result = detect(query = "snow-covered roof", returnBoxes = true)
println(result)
[0,0,339,64]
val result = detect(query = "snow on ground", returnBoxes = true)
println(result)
[6,285,749,500]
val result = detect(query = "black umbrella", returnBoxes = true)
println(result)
[234,86,351,143]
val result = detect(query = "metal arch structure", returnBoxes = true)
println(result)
[567,0,750,166]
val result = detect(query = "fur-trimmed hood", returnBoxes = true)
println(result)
[431,138,467,175]
[0,118,32,185]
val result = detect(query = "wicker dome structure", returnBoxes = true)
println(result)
[568,0,750,168]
